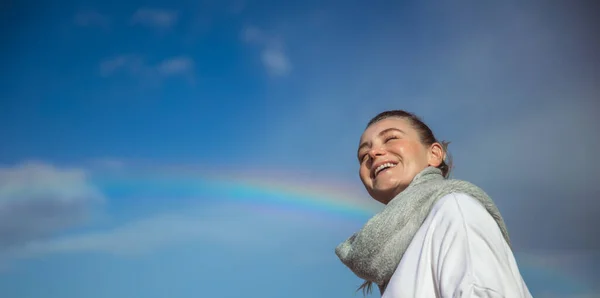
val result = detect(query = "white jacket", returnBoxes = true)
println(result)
[382,193,533,297]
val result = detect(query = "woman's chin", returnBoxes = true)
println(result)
[371,182,410,202]
[370,187,397,204]
[373,178,399,193]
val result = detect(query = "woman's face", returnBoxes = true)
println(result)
[357,117,440,204]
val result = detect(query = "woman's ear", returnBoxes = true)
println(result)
[428,142,444,167]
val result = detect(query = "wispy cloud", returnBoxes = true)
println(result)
[99,55,195,81]
[18,213,214,257]
[99,55,145,77]
[156,56,194,76]
[260,46,291,77]
[0,161,104,251]
[12,203,332,258]
[131,8,178,30]
[74,10,110,28]
[86,158,127,170]
[242,26,292,77]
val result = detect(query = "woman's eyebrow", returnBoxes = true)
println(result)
[379,127,405,136]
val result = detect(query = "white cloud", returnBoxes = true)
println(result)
[131,8,178,29]
[99,55,195,80]
[11,203,339,258]
[156,56,194,76]
[242,26,292,77]
[0,161,104,251]
[74,10,110,28]
[87,158,126,170]
[261,46,291,76]
[19,214,211,257]
[99,55,145,77]
[242,26,266,43]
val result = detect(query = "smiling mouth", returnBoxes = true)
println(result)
[374,162,397,177]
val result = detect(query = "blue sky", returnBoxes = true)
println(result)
[1,1,599,297]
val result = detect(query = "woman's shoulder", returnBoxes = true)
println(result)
[433,192,487,212]
[422,193,531,298]
[430,192,502,233]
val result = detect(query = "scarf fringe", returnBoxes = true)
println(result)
[356,280,373,296]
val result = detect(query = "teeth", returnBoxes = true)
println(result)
[375,163,396,175]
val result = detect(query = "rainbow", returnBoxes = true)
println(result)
[91,165,383,222]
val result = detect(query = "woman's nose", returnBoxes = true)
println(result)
[368,147,386,159]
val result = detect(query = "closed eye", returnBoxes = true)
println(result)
[359,154,368,163]
[384,135,399,142]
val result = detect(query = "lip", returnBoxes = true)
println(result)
[371,160,398,178]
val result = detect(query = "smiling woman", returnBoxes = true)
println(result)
[356,111,451,205]
[336,110,533,297]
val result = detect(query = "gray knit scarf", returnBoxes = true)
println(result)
[335,166,511,294]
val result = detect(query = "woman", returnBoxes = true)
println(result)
[335,110,532,297]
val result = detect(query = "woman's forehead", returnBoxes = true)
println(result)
[361,117,412,140]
